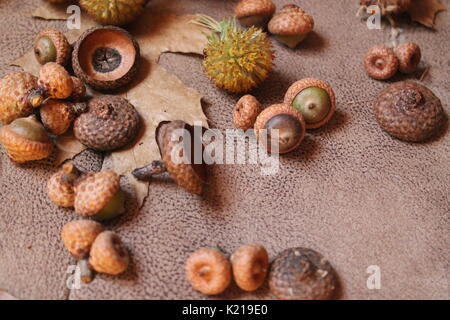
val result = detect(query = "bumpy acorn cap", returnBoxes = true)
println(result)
[72,26,140,91]
[157,121,206,195]
[235,0,276,22]
[79,0,146,26]
[364,45,399,80]
[38,62,73,99]
[373,81,446,142]
[233,94,262,130]
[0,115,53,163]
[74,170,121,217]
[254,103,306,154]
[47,162,80,207]
[61,220,104,259]
[89,231,129,275]
[40,100,75,135]
[69,77,87,102]
[394,42,421,74]
[74,95,140,151]
[284,78,336,129]
[268,247,337,300]
[34,29,71,66]
[268,4,314,36]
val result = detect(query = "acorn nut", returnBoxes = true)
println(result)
[73,95,140,151]
[233,95,262,130]
[373,81,446,142]
[394,42,421,74]
[268,4,314,48]
[234,0,276,28]
[284,78,336,129]
[186,248,231,295]
[132,121,207,195]
[254,104,306,154]
[72,26,140,91]
[61,220,104,259]
[0,115,53,163]
[38,62,73,99]
[231,243,269,292]
[47,161,81,207]
[34,29,71,66]
[268,247,337,300]
[40,99,87,135]
[89,231,129,275]
[364,45,399,80]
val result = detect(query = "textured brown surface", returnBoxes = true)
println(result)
[0,0,449,300]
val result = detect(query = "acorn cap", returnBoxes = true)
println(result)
[61,220,104,259]
[268,247,337,300]
[268,4,314,36]
[364,45,399,80]
[373,81,446,142]
[38,62,73,99]
[34,29,71,66]
[74,170,120,217]
[72,26,140,91]
[74,95,140,151]
[394,42,421,74]
[89,231,129,275]
[47,162,81,207]
[233,94,262,130]
[234,0,276,27]
[40,99,76,135]
[69,77,87,102]
[284,78,336,129]
[254,103,306,154]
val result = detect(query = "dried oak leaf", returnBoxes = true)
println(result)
[407,0,446,28]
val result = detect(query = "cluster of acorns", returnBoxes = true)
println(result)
[233,78,336,154]
[186,245,337,300]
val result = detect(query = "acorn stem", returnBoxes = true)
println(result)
[28,88,46,108]
[61,162,81,185]
[132,160,167,181]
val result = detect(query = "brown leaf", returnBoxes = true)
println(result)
[407,0,446,28]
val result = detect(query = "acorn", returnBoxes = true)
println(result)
[47,161,81,207]
[254,104,306,154]
[234,0,276,28]
[0,115,53,163]
[394,42,421,74]
[34,29,71,66]
[74,170,125,221]
[132,121,207,195]
[284,78,336,129]
[268,247,337,300]
[69,77,87,102]
[373,81,446,142]
[38,62,73,99]
[79,0,146,26]
[0,72,44,124]
[73,95,140,151]
[364,45,399,80]
[72,26,140,91]
[233,95,262,130]
[40,99,87,135]
[89,231,129,275]
[186,248,231,295]
[61,220,104,259]
[268,4,314,48]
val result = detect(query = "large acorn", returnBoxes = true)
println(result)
[72,26,140,91]
[73,95,140,151]
[373,81,446,142]
[132,120,207,195]
[34,29,71,66]
[79,0,146,26]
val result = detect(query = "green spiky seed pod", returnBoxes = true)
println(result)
[79,0,146,26]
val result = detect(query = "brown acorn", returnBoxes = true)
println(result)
[47,161,81,207]
[34,29,71,66]
[69,77,87,102]
[38,62,73,99]
[364,45,399,80]
[284,78,336,129]
[61,220,104,259]
[268,247,337,300]
[268,4,314,48]
[234,0,276,28]
[254,104,306,154]
[394,42,421,74]
[72,26,140,91]
[40,99,87,135]
[231,243,269,292]
[0,115,53,163]
[233,94,262,130]
[89,231,129,275]
[73,95,140,151]
[132,121,207,195]
[373,81,446,142]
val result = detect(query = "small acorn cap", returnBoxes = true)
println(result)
[394,42,421,74]
[268,247,337,300]
[0,115,53,163]
[69,77,87,102]
[72,26,140,91]
[254,104,306,154]
[234,0,276,28]
[89,231,129,275]
[268,4,314,48]
[34,29,71,66]
[373,81,446,142]
[186,248,231,295]
[74,170,121,217]
[47,162,81,207]
[364,45,399,80]
[284,78,336,129]
[230,243,269,292]
[38,62,73,99]
[61,220,104,259]
[233,95,262,130]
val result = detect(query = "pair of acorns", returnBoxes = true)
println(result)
[233,78,336,154]
[234,0,314,48]
[186,245,337,300]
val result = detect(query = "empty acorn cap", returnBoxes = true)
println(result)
[61,220,104,259]
[268,4,314,48]
[373,81,446,142]
[284,78,336,129]
[234,0,276,27]
[89,231,129,275]
[72,26,140,91]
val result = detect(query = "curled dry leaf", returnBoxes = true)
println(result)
[407,0,446,29]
